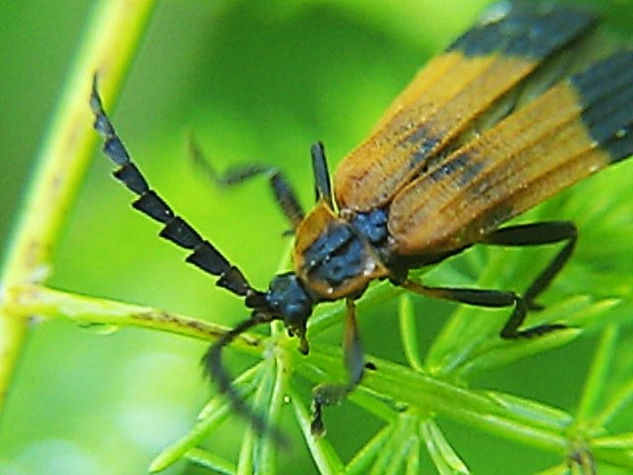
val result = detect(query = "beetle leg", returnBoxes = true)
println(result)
[482,221,577,310]
[311,298,364,435]
[401,280,566,339]
[189,135,305,231]
[202,312,290,446]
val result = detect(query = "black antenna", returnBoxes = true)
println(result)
[90,76,283,442]
[311,141,333,208]
[89,76,262,302]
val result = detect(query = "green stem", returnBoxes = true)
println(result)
[185,448,236,475]
[0,0,155,412]
[259,337,292,472]
[149,364,261,472]
[576,324,618,421]
[6,284,262,353]
[346,424,394,474]
[294,344,574,456]
[289,384,345,474]
[420,419,469,474]
[593,378,633,429]
[398,293,424,372]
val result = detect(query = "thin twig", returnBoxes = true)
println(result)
[0,0,156,411]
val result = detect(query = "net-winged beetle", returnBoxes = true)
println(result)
[91,1,633,439]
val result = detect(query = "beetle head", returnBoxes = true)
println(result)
[264,271,315,354]
[203,271,314,443]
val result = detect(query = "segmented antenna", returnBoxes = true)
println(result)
[311,142,333,208]
[90,76,284,442]
[89,76,262,302]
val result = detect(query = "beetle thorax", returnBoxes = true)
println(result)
[293,201,390,300]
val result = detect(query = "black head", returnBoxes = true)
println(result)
[264,272,315,354]
[202,270,315,443]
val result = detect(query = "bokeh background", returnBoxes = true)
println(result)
[1,1,633,473]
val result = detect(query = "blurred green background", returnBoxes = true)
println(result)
[1,1,633,474]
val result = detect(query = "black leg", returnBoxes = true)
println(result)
[189,135,305,230]
[401,280,566,339]
[482,221,577,309]
[311,299,364,436]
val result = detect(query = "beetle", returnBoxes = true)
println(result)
[90,1,633,439]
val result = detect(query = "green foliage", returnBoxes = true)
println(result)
[1,1,633,474]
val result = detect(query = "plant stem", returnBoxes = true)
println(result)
[0,0,155,412]
[576,324,618,421]
[6,285,262,353]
